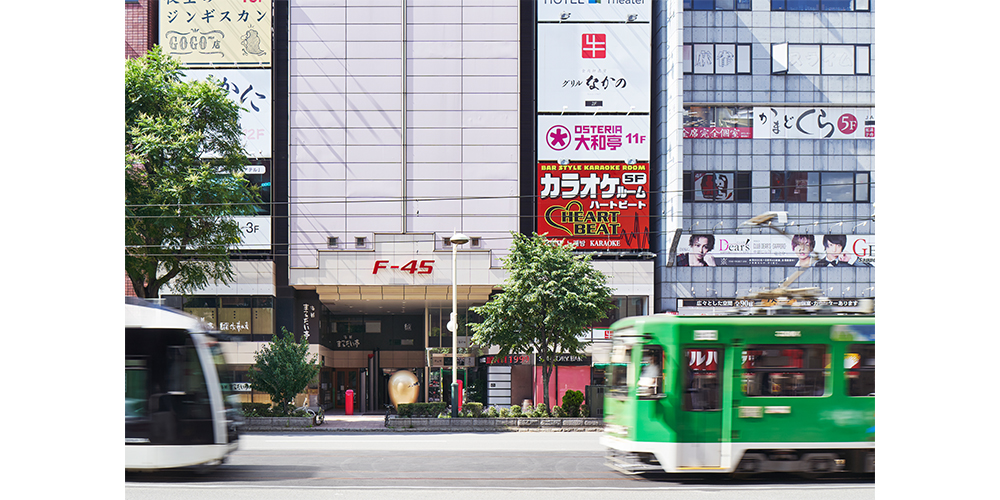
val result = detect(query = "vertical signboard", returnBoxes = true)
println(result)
[160,0,271,67]
[536,2,651,251]
[182,69,272,157]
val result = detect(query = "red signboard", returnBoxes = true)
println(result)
[537,162,649,250]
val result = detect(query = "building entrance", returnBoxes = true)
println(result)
[333,369,360,412]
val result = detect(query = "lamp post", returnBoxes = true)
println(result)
[448,232,470,417]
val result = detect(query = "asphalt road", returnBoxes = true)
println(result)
[125,432,874,499]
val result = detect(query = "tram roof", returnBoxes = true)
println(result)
[125,297,207,331]
[610,312,875,331]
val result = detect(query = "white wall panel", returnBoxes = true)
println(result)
[407,23,462,40]
[462,24,517,41]
[463,145,517,163]
[292,41,346,59]
[345,180,402,198]
[290,144,347,163]
[463,128,518,145]
[291,163,347,180]
[347,7,403,24]
[408,180,462,197]
[462,76,518,93]
[347,110,403,128]
[347,76,403,93]
[291,179,347,198]
[347,41,403,59]
[291,94,346,111]
[290,110,347,128]
[407,76,462,93]
[347,145,403,163]
[407,110,463,128]
[291,59,347,76]
[409,42,463,58]
[463,110,517,128]
[407,145,463,162]
[347,23,402,41]
[346,59,402,76]
[346,127,403,145]
[406,128,462,145]
[292,24,346,42]
[463,93,517,111]
[292,128,348,145]
[463,7,518,24]
[408,93,462,111]
[462,42,518,59]
[291,76,347,93]
[409,163,463,180]
[408,59,463,76]
[407,6,462,24]
[462,162,518,179]
[346,163,402,180]
[291,7,346,25]
[462,58,518,76]
[347,93,402,111]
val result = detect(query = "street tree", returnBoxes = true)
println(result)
[470,232,614,408]
[126,46,260,298]
[248,327,320,416]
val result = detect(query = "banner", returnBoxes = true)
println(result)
[537,1,651,23]
[160,0,271,67]
[538,162,650,250]
[538,115,649,162]
[675,234,874,267]
[753,106,875,139]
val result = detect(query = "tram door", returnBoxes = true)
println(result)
[680,346,726,468]
[333,369,360,412]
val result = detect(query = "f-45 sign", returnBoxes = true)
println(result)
[373,260,434,275]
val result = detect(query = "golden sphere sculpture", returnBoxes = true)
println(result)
[388,370,420,407]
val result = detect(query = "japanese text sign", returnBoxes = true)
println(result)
[537,0,651,23]
[537,23,651,113]
[538,115,649,162]
[160,0,271,67]
[538,162,650,250]
[753,106,875,139]
[182,69,271,157]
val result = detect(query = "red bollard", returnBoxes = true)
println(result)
[457,380,463,412]
[345,389,354,415]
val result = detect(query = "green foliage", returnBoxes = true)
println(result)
[465,377,485,404]
[470,232,613,407]
[580,403,590,418]
[561,390,585,417]
[460,402,484,418]
[486,406,500,418]
[498,406,511,418]
[247,327,320,416]
[125,46,261,298]
[551,405,566,418]
[530,403,550,418]
[397,402,448,418]
[509,404,523,417]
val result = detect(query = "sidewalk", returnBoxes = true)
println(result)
[314,410,387,431]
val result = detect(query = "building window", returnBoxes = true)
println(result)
[684,172,752,203]
[742,345,827,397]
[685,44,752,74]
[686,0,752,10]
[244,164,271,216]
[770,172,870,203]
[355,236,366,248]
[845,344,874,396]
[772,0,859,11]
[772,44,872,75]
[683,106,753,139]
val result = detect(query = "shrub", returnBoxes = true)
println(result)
[460,402,483,418]
[498,406,511,418]
[397,402,448,418]
[240,403,271,417]
[551,405,566,418]
[579,403,590,417]
[562,390,585,417]
[509,404,523,417]
[486,405,500,418]
[530,403,550,418]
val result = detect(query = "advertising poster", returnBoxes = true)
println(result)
[753,106,875,139]
[538,115,650,162]
[675,234,874,267]
[537,162,650,250]
[182,69,272,157]
[537,23,651,113]
[160,0,271,67]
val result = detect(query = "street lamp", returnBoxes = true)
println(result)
[448,231,470,417]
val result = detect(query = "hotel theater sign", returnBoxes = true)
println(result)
[536,1,651,251]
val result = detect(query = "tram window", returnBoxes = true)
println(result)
[742,345,827,397]
[638,345,664,398]
[684,348,721,410]
[125,358,148,418]
[608,344,632,396]
[846,344,875,396]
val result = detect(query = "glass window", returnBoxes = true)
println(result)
[787,0,821,9]
[742,345,827,397]
[821,172,855,202]
[684,348,721,410]
[822,0,853,10]
[608,344,632,395]
[688,0,750,9]
[638,345,665,398]
[789,44,821,75]
[684,106,713,128]
[856,173,870,202]
[125,358,148,418]
[846,344,874,396]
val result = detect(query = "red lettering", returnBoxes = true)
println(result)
[373,260,389,274]
[852,238,868,257]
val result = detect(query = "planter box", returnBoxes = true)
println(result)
[386,417,602,432]
[245,416,313,429]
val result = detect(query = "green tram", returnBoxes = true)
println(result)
[600,313,874,476]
